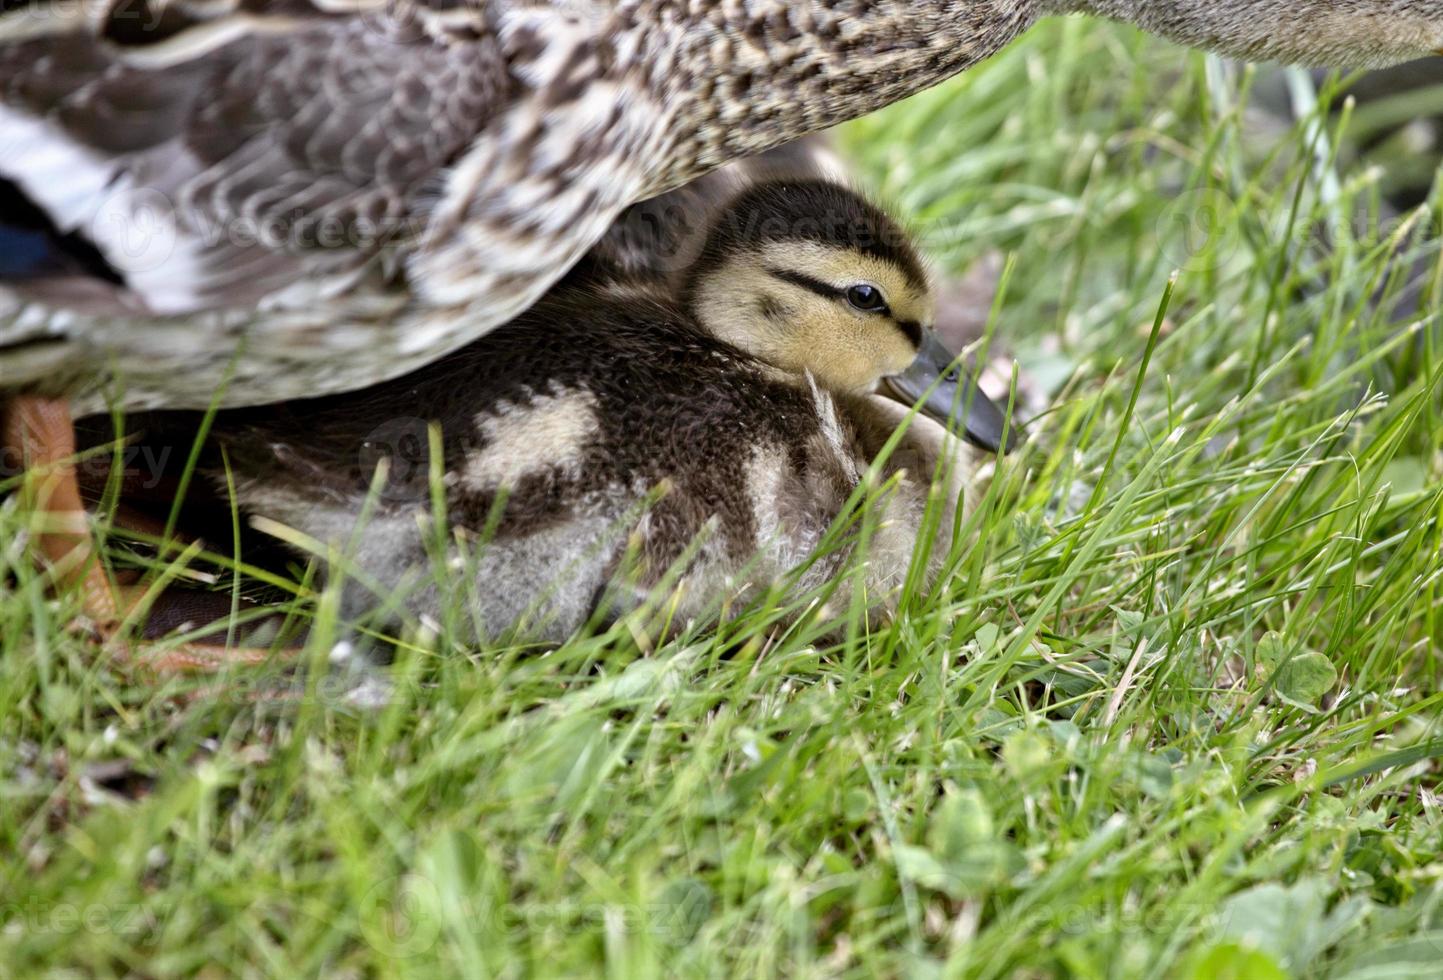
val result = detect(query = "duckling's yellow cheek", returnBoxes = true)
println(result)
[884,345,917,377]
[812,325,912,390]
[875,332,920,378]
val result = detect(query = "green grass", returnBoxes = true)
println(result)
[4,20,1443,978]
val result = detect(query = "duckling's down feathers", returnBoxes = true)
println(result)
[109,285,952,639]
[205,287,852,555]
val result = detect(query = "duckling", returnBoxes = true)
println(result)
[5,0,1434,643]
[114,180,1012,646]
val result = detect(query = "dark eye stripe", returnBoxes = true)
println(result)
[767,267,899,317]
[766,267,843,301]
[766,265,921,347]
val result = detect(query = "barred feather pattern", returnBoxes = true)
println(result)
[0,0,1044,410]
[1057,0,1443,70]
[1,0,1437,410]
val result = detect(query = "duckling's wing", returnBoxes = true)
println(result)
[0,0,510,317]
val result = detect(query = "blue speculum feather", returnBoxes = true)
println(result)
[0,177,124,284]
[0,224,58,279]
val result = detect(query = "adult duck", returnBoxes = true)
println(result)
[1,1,1437,410]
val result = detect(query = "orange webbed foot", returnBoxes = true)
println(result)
[5,394,282,674]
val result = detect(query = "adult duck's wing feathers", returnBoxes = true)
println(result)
[0,0,510,316]
[0,0,670,409]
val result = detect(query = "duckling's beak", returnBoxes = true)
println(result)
[880,331,1018,455]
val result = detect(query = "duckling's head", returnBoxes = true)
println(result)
[687,180,933,394]
[686,180,1014,453]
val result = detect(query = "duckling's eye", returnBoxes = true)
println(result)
[846,284,886,313]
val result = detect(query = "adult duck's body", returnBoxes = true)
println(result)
[2,1,1439,413]
[105,180,1011,647]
